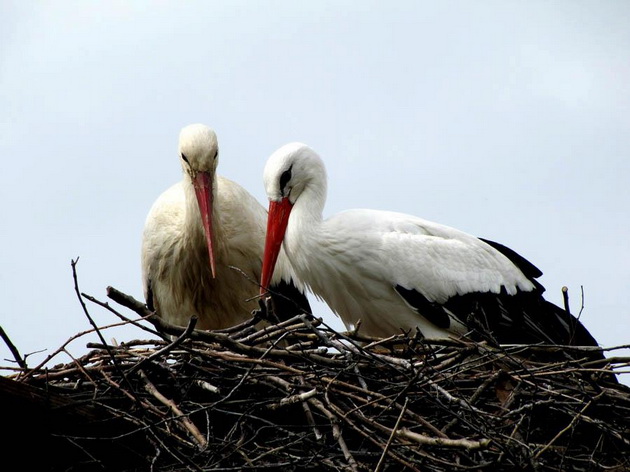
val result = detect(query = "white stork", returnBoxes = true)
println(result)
[259,142,603,354]
[141,124,310,331]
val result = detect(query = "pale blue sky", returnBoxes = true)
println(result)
[1,1,629,374]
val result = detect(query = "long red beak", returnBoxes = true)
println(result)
[260,197,293,294]
[193,172,216,278]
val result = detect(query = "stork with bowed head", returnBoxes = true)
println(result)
[141,125,310,331]
[260,142,606,360]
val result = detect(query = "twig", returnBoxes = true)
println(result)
[396,428,491,450]
[128,316,197,375]
[139,369,208,450]
[106,285,154,317]
[562,286,571,316]
[82,291,162,338]
[375,397,408,472]
[268,388,318,410]
[533,392,602,459]
[308,396,359,472]
[70,259,139,401]
[9,284,628,471]
[0,325,27,369]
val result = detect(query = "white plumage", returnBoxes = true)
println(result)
[260,142,601,348]
[141,125,309,330]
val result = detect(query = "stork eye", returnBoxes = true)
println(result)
[181,153,190,164]
[279,165,292,196]
[213,149,218,160]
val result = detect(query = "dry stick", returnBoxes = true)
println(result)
[109,288,348,368]
[298,376,324,441]
[307,396,359,472]
[0,325,27,369]
[99,368,163,416]
[248,436,312,465]
[106,286,190,339]
[562,286,571,316]
[64,347,98,385]
[261,372,325,442]
[547,404,630,446]
[321,370,440,437]
[70,259,141,402]
[362,333,403,350]
[106,286,154,317]
[139,369,208,450]
[423,347,470,373]
[212,314,261,335]
[504,413,533,457]
[127,316,198,375]
[109,288,345,366]
[426,377,486,415]
[200,351,307,375]
[423,371,510,445]
[236,318,316,344]
[96,371,206,467]
[268,388,318,410]
[325,396,421,471]
[232,265,312,318]
[194,379,220,394]
[468,370,503,406]
[101,372,198,454]
[27,280,628,470]
[95,400,203,472]
[63,437,101,465]
[210,359,266,410]
[396,429,491,450]
[352,364,370,396]
[328,337,413,370]
[263,371,332,451]
[351,400,492,453]
[533,392,602,459]
[324,321,411,366]
[18,319,140,381]
[375,397,408,472]
[82,291,163,339]
[299,314,337,349]
[320,372,438,468]
[323,374,448,439]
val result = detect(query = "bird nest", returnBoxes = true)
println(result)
[2,278,630,472]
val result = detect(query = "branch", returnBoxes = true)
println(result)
[0,325,27,369]
[139,369,208,450]
[396,428,491,450]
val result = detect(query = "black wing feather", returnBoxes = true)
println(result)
[395,286,604,361]
[479,237,543,280]
[269,279,312,320]
[146,279,155,312]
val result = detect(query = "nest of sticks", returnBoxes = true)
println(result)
[2,273,629,471]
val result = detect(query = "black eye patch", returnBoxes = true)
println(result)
[181,153,190,164]
[280,165,292,195]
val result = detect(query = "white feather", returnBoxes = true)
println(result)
[264,143,536,339]
[142,125,303,330]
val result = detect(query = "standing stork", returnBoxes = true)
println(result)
[141,125,310,331]
[259,142,604,357]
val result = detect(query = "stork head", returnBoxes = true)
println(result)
[260,142,327,294]
[179,124,220,278]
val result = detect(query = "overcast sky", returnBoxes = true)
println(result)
[1,1,628,377]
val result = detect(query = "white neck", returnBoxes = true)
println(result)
[283,172,327,274]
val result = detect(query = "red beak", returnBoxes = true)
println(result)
[193,172,216,278]
[260,197,293,294]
